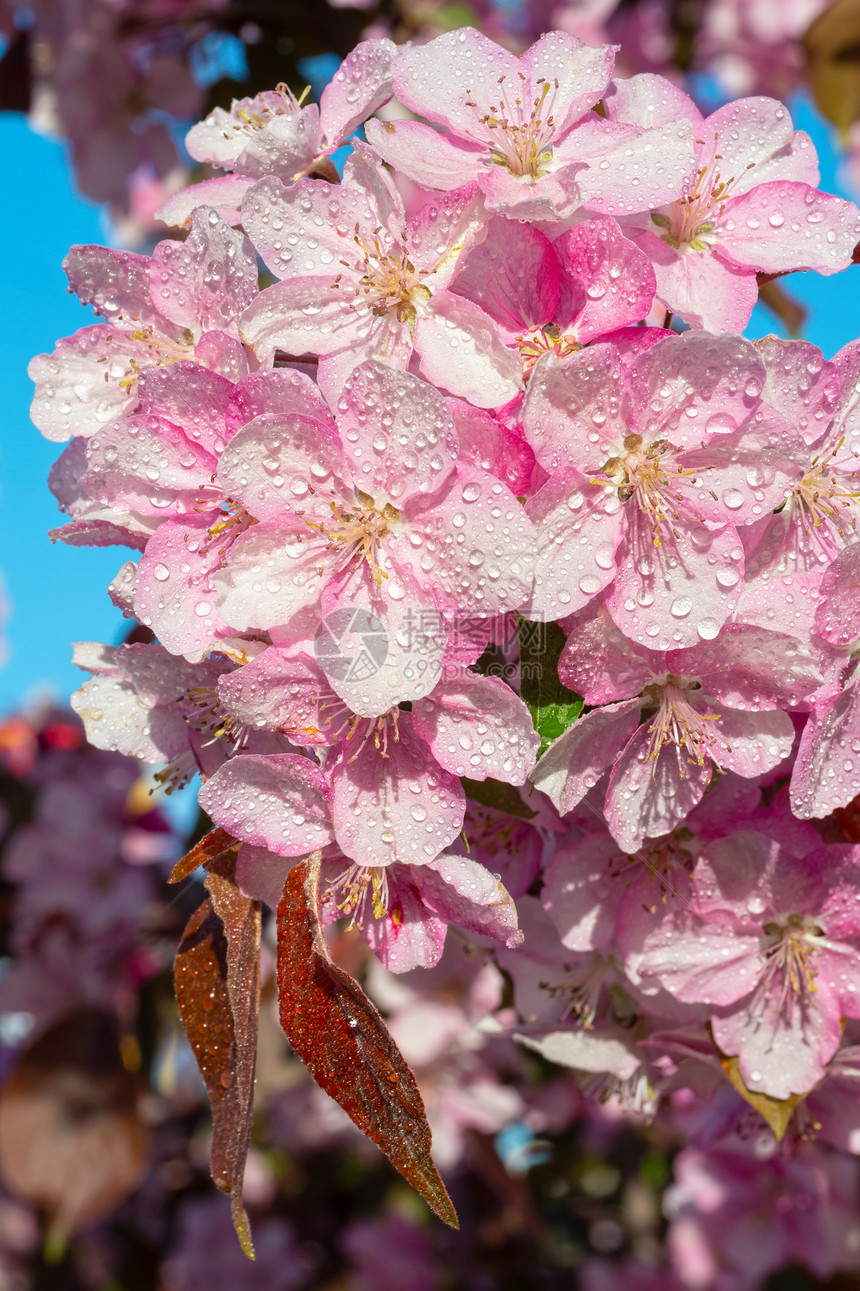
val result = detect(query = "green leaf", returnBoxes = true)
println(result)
[518,617,583,757]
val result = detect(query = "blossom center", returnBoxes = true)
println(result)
[341,231,432,325]
[516,325,580,376]
[643,677,721,770]
[596,434,692,544]
[650,146,752,252]
[117,325,197,391]
[323,861,394,927]
[791,436,860,537]
[759,913,822,1017]
[468,73,559,178]
[229,84,309,138]
[310,491,400,585]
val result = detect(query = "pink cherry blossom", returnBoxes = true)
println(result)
[531,603,818,851]
[29,209,256,442]
[365,29,696,222]
[78,364,321,659]
[742,336,860,583]
[450,213,657,379]
[239,142,519,408]
[639,831,860,1098]
[208,361,534,707]
[216,642,537,869]
[159,40,396,227]
[521,331,806,645]
[189,41,394,180]
[608,78,860,330]
[70,640,292,790]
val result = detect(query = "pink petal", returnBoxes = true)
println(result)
[134,514,231,662]
[758,336,840,446]
[83,412,216,516]
[70,669,187,764]
[156,174,253,228]
[680,404,805,529]
[351,868,448,973]
[406,181,487,285]
[149,208,257,333]
[136,361,235,456]
[530,699,641,815]
[193,331,250,383]
[411,672,539,784]
[603,73,702,129]
[338,360,458,504]
[628,331,765,447]
[448,397,536,497]
[218,647,336,746]
[832,339,860,457]
[364,117,486,191]
[329,718,464,867]
[240,174,377,280]
[64,244,164,331]
[211,516,337,632]
[542,831,621,951]
[668,623,822,711]
[318,561,445,715]
[649,238,760,332]
[575,116,698,215]
[704,97,820,190]
[638,914,762,1006]
[712,989,841,1100]
[451,217,558,336]
[29,325,137,442]
[394,466,535,615]
[521,31,614,132]
[199,752,333,853]
[391,28,521,140]
[417,852,521,947]
[716,183,860,275]
[216,412,346,522]
[791,680,860,818]
[524,472,622,620]
[815,540,860,646]
[238,278,365,363]
[522,342,628,472]
[235,843,301,909]
[413,290,522,409]
[559,601,659,704]
[554,215,656,340]
[319,38,396,145]
[705,703,795,777]
[605,510,744,651]
[232,108,320,181]
[605,723,712,852]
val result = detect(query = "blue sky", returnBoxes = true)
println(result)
[0,90,859,712]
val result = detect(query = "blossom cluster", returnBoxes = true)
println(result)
[27,23,860,1287]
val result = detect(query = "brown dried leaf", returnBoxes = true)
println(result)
[0,1012,148,1252]
[174,864,261,1258]
[276,852,458,1228]
[720,1053,805,1140]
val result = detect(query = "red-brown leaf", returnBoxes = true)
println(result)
[174,866,261,1258]
[168,825,242,885]
[276,852,458,1229]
